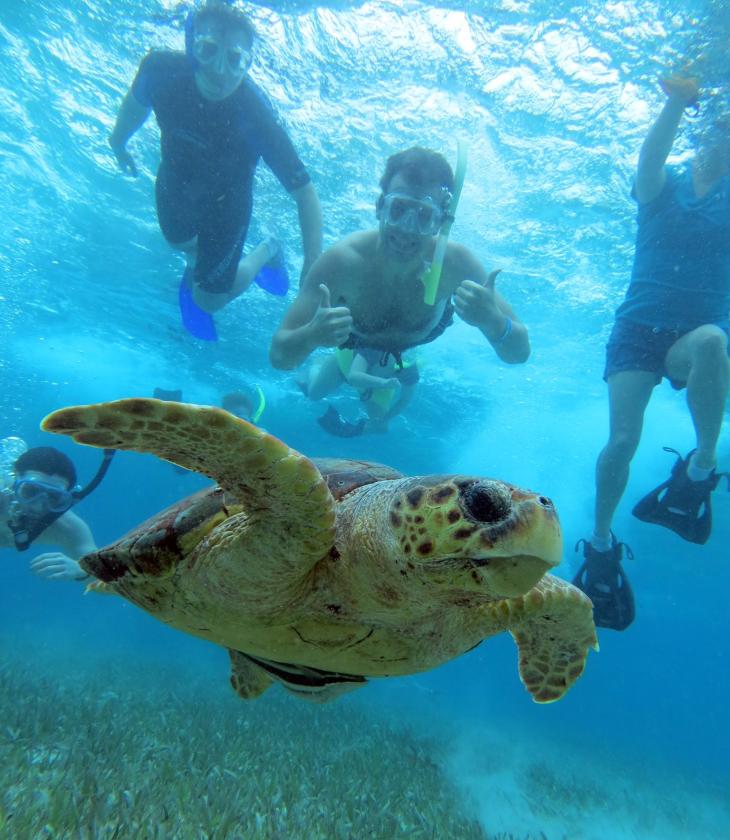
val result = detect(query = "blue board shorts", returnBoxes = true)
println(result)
[604,319,730,390]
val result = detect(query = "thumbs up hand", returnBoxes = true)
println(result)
[454,269,502,328]
[308,284,354,347]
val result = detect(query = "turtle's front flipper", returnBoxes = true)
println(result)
[42,399,336,565]
[503,575,598,703]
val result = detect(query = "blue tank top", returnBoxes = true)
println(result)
[616,166,730,330]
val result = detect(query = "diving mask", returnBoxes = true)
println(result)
[381,193,446,237]
[13,479,73,514]
[193,34,252,73]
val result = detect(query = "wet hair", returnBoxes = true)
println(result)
[379,147,455,200]
[14,447,77,489]
[195,1,256,47]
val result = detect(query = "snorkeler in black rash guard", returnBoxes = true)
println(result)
[108,0,322,318]
[270,146,530,386]
[0,444,112,583]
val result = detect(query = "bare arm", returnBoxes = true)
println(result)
[449,245,530,363]
[29,511,97,582]
[292,182,323,281]
[635,77,699,204]
[486,287,530,364]
[269,248,354,370]
[108,89,151,176]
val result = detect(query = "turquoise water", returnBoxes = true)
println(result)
[1,1,729,837]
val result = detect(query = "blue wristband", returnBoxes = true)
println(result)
[492,317,512,345]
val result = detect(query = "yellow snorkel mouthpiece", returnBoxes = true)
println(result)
[421,140,468,305]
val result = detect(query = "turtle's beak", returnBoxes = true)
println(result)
[468,553,553,598]
[463,485,562,597]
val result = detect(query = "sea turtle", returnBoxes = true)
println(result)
[42,398,598,704]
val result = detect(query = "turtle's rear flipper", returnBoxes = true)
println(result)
[228,650,274,700]
[632,448,722,545]
[572,536,635,631]
[503,576,598,703]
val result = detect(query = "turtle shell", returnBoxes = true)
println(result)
[88,460,402,582]
[312,458,403,501]
[88,486,241,582]
[44,398,597,705]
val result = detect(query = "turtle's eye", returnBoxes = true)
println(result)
[461,483,510,524]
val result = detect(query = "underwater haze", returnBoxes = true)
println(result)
[1,0,729,838]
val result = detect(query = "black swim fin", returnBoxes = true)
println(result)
[317,405,366,438]
[632,448,726,545]
[572,536,635,631]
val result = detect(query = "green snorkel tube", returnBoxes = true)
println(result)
[251,385,266,424]
[421,140,468,305]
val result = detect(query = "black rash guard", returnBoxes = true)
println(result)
[132,51,310,292]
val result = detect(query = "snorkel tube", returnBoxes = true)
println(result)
[251,385,266,424]
[184,9,197,66]
[72,449,115,504]
[421,141,468,306]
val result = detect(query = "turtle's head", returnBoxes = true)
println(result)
[387,477,561,599]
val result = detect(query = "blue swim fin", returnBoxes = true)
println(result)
[178,268,218,341]
[253,244,289,296]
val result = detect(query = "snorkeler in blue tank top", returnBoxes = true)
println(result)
[574,77,730,632]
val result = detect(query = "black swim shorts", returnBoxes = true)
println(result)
[603,318,729,390]
[156,164,252,294]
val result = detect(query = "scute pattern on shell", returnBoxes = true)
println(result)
[42,398,598,706]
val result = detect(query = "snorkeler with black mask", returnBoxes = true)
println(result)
[1,441,113,582]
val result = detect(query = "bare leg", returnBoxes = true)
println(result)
[593,371,657,540]
[232,239,277,296]
[300,354,345,401]
[188,239,277,314]
[665,325,729,470]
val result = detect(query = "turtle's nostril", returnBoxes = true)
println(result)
[462,483,511,524]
